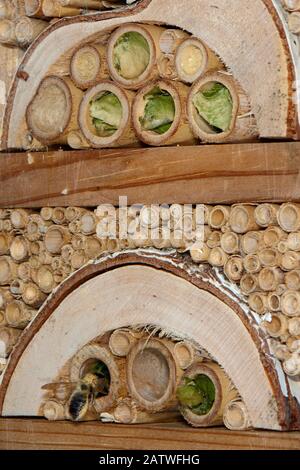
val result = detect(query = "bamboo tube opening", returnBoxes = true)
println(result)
[177,362,238,427]
[70,250,86,269]
[109,329,141,357]
[258,248,279,268]
[70,44,106,90]
[0,1,14,20]
[208,247,228,267]
[240,273,258,295]
[277,203,300,233]
[281,291,300,317]
[283,357,300,377]
[10,209,29,229]
[243,254,261,274]
[277,240,288,254]
[24,0,42,16]
[17,262,31,281]
[173,341,194,370]
[79,212,96,235]
[10,236,29,262]
[281,251,300,271]
[0,19,16,46]
[207,231,221,249]
[224,256,243,282]
[223,400,251,431]
[229,206,259,234]
[258,267,284,292]
[287,232,300,251]
[175,38,222,84]
[79,81,136,148]
[22,282,46,308]
[283,0,300,11]
[43,400,65,421]
[84,237,102,259]
[52,207,66,225]
[10,279,25,296]
[263,226,285,247]
[36,265,55,293]
[248,292,267,314]
[5,300,33,328]
[15,16,47,47]
[220,232,239,254]
[159,29,188,54]
[267,293,281,312]
[288,318,300,336]
[126,338,177,412]
[40,207,53,221]
[263,314,288,338]
[0,327,22,357]
[132,79,193,146]
[254,204,279,228]
[0,257,17,285]
[107,24,159,89]
[0,233,11,255]
[66,207,84,223]
[209,206,230,229]
[285,270,300,290]
[26,76,75,143]
[67,130,90,149]
[44,225,70,254]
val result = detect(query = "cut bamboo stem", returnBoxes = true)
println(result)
[52,207,66,225]
[0,326,22,357]
[43,399,65,421]
[190,244,211,263]
[258,267,284,292]
[67,130,90,149]
[40,207,53,221]
[159,29,189,54]
[109,328,142,357]
[271,341,291,361]
[112,398,180,424]
[208,205,230,230]
[263,314,288,338]
[243,254,261,274]
[258,248,281,268]
[22,282,46,308]
[24,0,44,17]
[254,204,279,228]
[263,226,286,247]
[0,0,15,20]
[173,341,195,370]
[207,231,221,249]
[280,251,300,271]
[15,16,47,47]
[10,278,25,296]
[281,290,300,317]
[44,225,71,254]
[0,257,18,286]
[42,0,80,17]
[10,236,29,263]
[240,273,258,295]
[287,232,300,251]
[277,203,300,233]
[0,288,13,310]
[223,400,252,431]
[0,233,12,256]
[285,270,300,290]
[36,265,56,293]
[0,19,17,46]
[10,209,30,229]
[208,247,228,267]
[288,317,300,336]
[224,255,244,282]
[229,205,260,234]
[5,300,35,328]
[220,231,239,254]
[17,262,32,282]
[83,236,102,259]
[248,292,268,314]
[283,355,300,377]
[70,44,108,90]
[267,292,282,312]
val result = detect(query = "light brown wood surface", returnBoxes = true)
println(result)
[0,418,299,450]
[1,142,300,207]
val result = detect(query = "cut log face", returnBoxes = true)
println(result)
[1,0,297,149]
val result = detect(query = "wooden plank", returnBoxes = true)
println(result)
[0,418,299,450]
[0,142,300,208]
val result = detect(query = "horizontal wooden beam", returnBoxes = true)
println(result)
[0,418,300,450]
[0,142,300,207]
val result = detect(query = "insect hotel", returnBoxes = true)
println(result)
[0,0,300,450]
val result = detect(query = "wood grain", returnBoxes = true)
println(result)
[0,418,299,450]
[0,142,300,207]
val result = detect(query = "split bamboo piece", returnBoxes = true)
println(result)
[187,71,257,143]
[208,205,230,230]
[43,399,65,421]
[111,398,180,424]
[0,257,18,285]
[254,204,279,228]
[126,337,180,413]
[258,267,284,292]
[26,76,83,145]
[10,209,30,229]
[285,270,300,290]
[229,205,260,234]
[107,23,165,90]
[5,300,35,328]
[15,16,47,47]
[288,12,300,34]
[178,362,238,427]
[132,79,195,147]
[42,0,80,17]
[22,282,46,308]
[288,317,300,336]
[79,81,138,148]
[70,44,108,90]
[108,328,142,357]
[263,314,288,338]
[248,292,268,315]
[223,399,252,431]
[0,326,22,357]
[277,203,300,233]
[0,19,17,46]
[220,232,239,254]
[281,290,300,317]
[44,225,71,254]
[224,256,244,282]
[0,233,12,255]
[175,37,223,84]
[10,236,29,263]
[243,254,261,274]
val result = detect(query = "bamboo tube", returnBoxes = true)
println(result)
[107,23,165,90]
[277,240,289,254]
[254,204,279,228]
[5,300,34,328]
[190,244,211,263]
[10,279,25,296]
[263,314,288,338]
[60,0,102,7]
[224,256,243,282]
[61,244,73,263]
[70,43,108,90]
[79,81,139,148]
[71,233,86,249]
[281,290,300,317]
[17,262,31,282]
[42,0,80,17]
[24,0,43,17]
[178,362,238,427]
[206,231,221,249]
[22,282,46,308]
[44,225,71,254]
[0,19,17,46]
[0,0,15,19]
[288,12,300,34]
[288,317,300,336]
[25,216,49,241]
[0,233,12,255]
[258,248,281,268]
[109,328,142,357]
[277,203,300,233]
[40,207,53,221]
[51,207,66,225]
[188,71,257,143]
[26,76,83,144]
[263,226,286,247]
[65,207,86,223]
[133,79,195,147]
[271,341,291,361]
[70,250,87,270]
[38,250,53,265]
[283,355,300,377]
[208,247,228,267]
[30,241,44,256]
[36,265,56,293]
[220,232,239,254]
[2,220,12,232]
[267,292,281,312]
[0,326,22,357]
[208,205,230,230]
[173,341,195,370]
[285,270,300,290]
[159,29,188,54]
[0,311,7,327]
[157,53,177,80]
[126,337,181,413]
[68,221,80,234]
[287,336,300,352]
[240,273,258,295]
[43,399,65,421]
[282,0,300,11]
[10,208,30,229]
[0,257,18,285]
[79,212,96,235]
[248,292,268,314]
[10,236,30,262]
[0,288,13,310]
[0,209,10,219]
[15,16,47,47]
[229,205,259,234]
[175,37,223,84]
[223,399,252,431]
[287,232,300,251]
[67,130,90,149]
[281,251,300,271]
[112,398,180,424]
[51,256,64,272]
[258,267,284,292]
[42,382,74,402]
[243,254,261,274]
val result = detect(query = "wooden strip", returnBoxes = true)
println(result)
[0,418,299,450]
[1,143,300,207]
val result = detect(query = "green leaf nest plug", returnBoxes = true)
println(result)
[89,92,123,137]
[193,82,233,133]
[140,86,176,134]
[177,374,216,415]
[113,31,150,80]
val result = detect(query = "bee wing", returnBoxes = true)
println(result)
[41,382,77,391]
